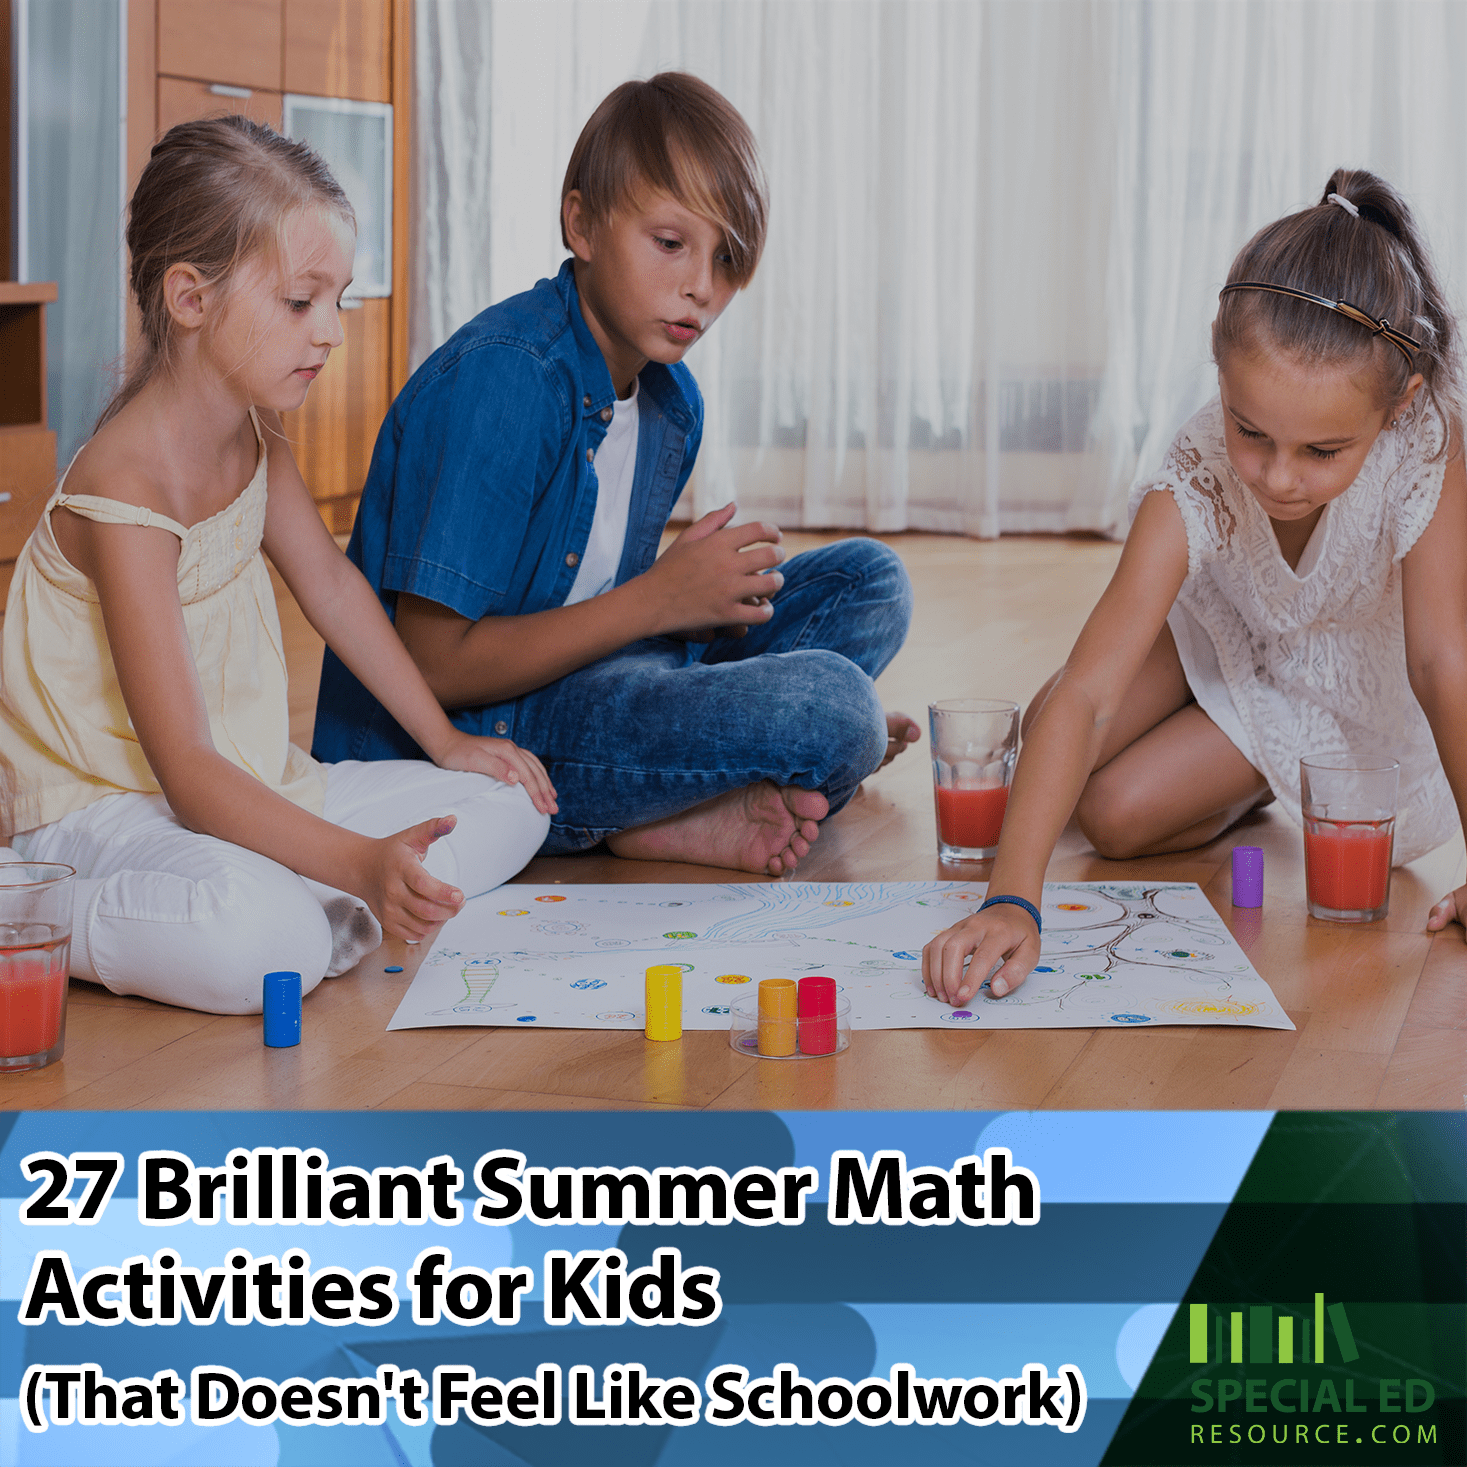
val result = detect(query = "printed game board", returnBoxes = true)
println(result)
[386,881,1294,1033]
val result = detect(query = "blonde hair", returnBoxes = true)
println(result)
[1213,168,1463,458]
[560,72,768,287]
[100,114,353,427]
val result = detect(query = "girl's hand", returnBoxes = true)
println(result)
[922,907,1042,1006]
[362,815,466,941]
[1426,884,1467,938]
[436,732,559,816]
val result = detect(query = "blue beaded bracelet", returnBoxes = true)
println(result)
[979,894,1042,934]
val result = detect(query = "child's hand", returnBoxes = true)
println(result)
[647,503,785,637]
[437,732,559,815]
[1426,884,1467,938]
[676,596,771,643]
[362,815,466,941]
[922,906,1042,1006]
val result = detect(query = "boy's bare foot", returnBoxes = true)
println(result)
[880,711,921,769]
[607,782,828,875]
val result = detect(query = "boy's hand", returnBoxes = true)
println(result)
[358,816,465,941]
[1426,883,1467,938]
[677,596,772,643]
[922,906,1041,1006]
[436,731,559,815]
[645,503,785,637]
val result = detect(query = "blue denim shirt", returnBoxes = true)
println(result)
[312,258,703,762]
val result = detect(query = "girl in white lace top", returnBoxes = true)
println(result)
[925,168,1466,1006]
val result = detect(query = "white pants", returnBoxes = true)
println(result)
[12,760,549,1014]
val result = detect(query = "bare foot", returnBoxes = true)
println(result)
[880,711,921,769]
[607,782,829,875]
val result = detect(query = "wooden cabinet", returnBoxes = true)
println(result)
[156,75,283,135]
[287,300,392,534]
[158,0,282,90]
[137,0,411,534]
[285,0,391,103]
[0,283,59,603]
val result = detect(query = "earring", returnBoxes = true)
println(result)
[1390,416,1399,429]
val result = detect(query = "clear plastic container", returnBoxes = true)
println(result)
[728,992,851,1059]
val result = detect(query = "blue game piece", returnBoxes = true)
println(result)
[263,971,301,1048]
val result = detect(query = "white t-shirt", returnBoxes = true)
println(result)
[564,380,640,606]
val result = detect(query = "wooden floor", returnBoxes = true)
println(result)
[7,532,1465,1111]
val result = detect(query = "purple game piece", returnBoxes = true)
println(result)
[1231,846,1263,908]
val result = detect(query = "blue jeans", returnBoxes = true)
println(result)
[510,538,914,854]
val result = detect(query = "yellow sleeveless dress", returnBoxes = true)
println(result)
[0,420,326,834]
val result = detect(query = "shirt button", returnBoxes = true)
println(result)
[494,720,508,735]
[586,448,595,463]
[565,552,580,567]
[583,395,591,409]
[600,407,613,423]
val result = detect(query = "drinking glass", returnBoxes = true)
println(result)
[929,699,1020,861]
[0,863,75,1071]
[1300,756,1398,922]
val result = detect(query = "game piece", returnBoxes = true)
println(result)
[758,978,798,1055]
[1231,847,1263,908]
[644,964,682,1041]
[263,971,301,1048]
[797,974,837,1055]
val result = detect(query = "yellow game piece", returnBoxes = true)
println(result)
[644,965,683,1041]
[757,978,797,1056]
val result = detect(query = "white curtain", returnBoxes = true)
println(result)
[412,0,1467,537]
[1105,0,1467,510]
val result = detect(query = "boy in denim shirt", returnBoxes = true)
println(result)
[314,74,915,874]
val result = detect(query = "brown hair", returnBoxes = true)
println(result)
[560,72,768,287]
[1213,169,1463,457]
[99,114,353,427]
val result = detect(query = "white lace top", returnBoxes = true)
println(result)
[1130,396,1452,864]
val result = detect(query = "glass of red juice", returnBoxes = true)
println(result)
[1300,756,1398,922]
[929,699,1020,861]
[0,863,75,1071]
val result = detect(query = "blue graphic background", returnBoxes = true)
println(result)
[0,1109,1272,1466]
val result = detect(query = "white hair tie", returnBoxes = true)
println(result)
[1328,192,1360,217]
